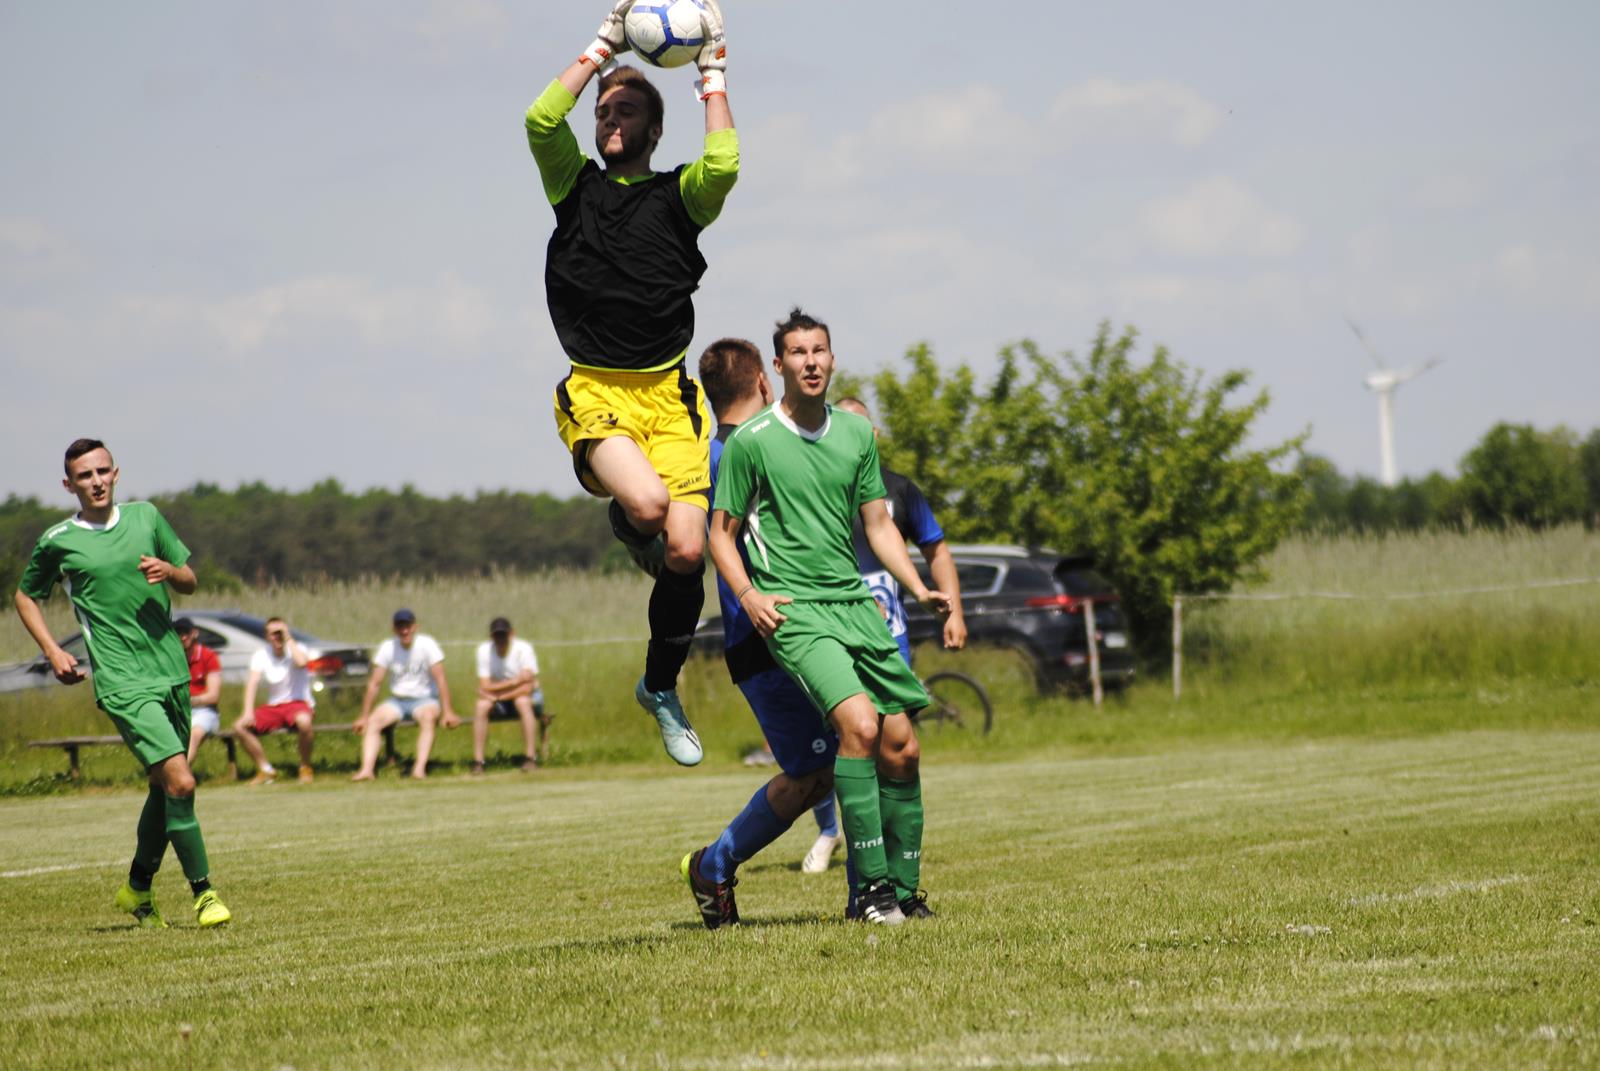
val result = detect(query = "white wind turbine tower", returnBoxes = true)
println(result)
[1344,318,1442,488]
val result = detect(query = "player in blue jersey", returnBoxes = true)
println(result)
[678,338,841,928]
[836,397,967,662]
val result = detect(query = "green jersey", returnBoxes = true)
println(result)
[713,404,887,602]
[19,502,191,700]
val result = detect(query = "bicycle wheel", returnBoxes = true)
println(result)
[920,671,994,735]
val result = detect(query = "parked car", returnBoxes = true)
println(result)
[690,544,1135,693]
[0,610,370,695]
[904,545,1136,692]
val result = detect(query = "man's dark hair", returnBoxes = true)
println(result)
[597,66,664,131]
[64,438,109,475]
[698,338,765,419]
[772,306,831,356]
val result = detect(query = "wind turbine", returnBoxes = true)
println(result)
[1343,318,1442,488]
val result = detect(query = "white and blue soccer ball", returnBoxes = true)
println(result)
[623,0,707,69]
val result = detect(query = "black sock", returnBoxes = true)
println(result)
[189,877,211,896]
[644,562,705,692]
[128,862,154,892]
[608,500,656,549]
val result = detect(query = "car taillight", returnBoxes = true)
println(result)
[1026,594,1081,613]
[306,656,344,676]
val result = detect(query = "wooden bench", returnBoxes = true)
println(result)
[29,722,414,781]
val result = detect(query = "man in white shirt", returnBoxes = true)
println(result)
[233,616,316,785]
[352,608,459,781]
[472,616,551,775]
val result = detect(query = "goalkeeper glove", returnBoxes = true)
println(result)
[582,0,634,71]
[696,0,726,99]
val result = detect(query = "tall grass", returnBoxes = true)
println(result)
[1183,525,1600,693]
[3,527,1597,792]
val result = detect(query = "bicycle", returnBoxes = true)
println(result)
[913,670,993,734]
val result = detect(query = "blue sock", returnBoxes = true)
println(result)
[812,794,839,837]
[704,785,790,883]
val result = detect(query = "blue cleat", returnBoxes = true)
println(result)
[636,676,702,766]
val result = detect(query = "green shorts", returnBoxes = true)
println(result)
[99,683,191,770]
[766,598,929,717]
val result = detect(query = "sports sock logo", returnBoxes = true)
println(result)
[851,835,884,851]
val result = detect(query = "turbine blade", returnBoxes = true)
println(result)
[1343,316,1388,370]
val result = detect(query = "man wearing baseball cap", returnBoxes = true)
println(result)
[352,608,459,780]
[472,617,550,774]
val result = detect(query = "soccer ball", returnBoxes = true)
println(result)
[623,0,707,69]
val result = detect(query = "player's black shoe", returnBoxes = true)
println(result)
[898,890,935,919]
[681,848,739,930]
[855,880,907,926]
[608,500,666,578]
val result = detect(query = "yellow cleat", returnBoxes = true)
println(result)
[114,881,168,929]
[193,889,232,928]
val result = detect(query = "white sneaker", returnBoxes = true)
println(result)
[801,832,840,874]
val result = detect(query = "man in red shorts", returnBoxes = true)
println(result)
[233,616,316,784]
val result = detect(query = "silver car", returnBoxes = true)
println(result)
[0,609,370,695]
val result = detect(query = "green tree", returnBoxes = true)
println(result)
[1579,428,1600,529]
[1458,423,1586,529]
[842,323,1306,653]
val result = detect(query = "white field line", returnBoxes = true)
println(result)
[0,861,120,879]
[3,839,306,880]
[1349,873,1529,906]
[1181,576,1600,602]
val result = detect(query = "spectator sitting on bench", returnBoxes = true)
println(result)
[177,618,223,766]
[472,616,551,775]
[234,616,316,785]
[352,608,459,781]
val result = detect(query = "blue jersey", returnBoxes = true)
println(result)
[711,424,780,683]
[850,468,944,651]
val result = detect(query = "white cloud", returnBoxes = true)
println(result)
[118,272,497,359]
[855,85,1032,174]
[1048,78,1224,147]
[0,217,80,281]
[409,0,510,61]
[1412,172,1491,212]
[756,76,1225,183]
[1136,176,1305,258]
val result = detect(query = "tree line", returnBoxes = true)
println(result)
[1300,424,1600,533]
[0,480,618,599]
[4,325,1595,655]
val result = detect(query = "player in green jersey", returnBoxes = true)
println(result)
[14,439,231,929]
[708,309,951,925]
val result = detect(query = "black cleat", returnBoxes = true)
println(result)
[855,880,906,926]
[681,848,739,930]
[609,500,666,578]
[898,890,935,919]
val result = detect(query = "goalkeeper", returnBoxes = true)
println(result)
[526,0,735,766]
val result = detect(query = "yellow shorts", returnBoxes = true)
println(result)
[553,364,711,505]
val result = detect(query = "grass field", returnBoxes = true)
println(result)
[1,528,1596,1066]
[1,729,1596,1069]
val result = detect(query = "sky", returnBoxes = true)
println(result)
[3,0,1597,505]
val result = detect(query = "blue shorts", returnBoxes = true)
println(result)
[736,667,838,778]
[489,690,546,718]
[381,695,439,722]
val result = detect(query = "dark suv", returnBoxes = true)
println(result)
[905,545,1136,692]
[690,544,1135,693]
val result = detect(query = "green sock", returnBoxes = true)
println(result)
[130,786,167,890]
[833,756,888,889]
[163,794,210,888]
[879,776,924,900]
